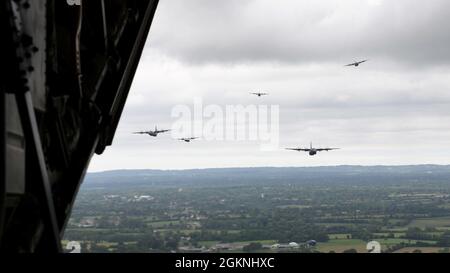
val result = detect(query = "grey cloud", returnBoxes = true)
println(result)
[148,0,450,65]
[89,1,450,171]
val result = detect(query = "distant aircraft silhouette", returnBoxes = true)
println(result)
[286,142,340,156]
[345,60,368,67]
[178,137,198,143]
[250,92,268,97]
[133,126,170,137]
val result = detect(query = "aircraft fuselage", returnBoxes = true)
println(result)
[309,150,317,156]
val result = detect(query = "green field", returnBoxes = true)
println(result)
[373,232,406,238]
[198,239,277,248]
[408,217,450,228]
[239,240,277,245]
[316,239,367,253]
[146,220,180,228]
[394,247,447,253]
[374,238,436,246]
[198,241,220,247]
[328,233,352,239]
[97,241,118,248]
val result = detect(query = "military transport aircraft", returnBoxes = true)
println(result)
[178,137,199,143]
[286,142,340,156]
[250,92,269,97]
[345,60,368,67]
[133,126,170,137]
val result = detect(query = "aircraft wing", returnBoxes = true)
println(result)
[345,60,367,66]
[157,129,171,133]
[133,131,150,134]
[179,137,198,140]
[286,148,310,152]
[316,148,340,151]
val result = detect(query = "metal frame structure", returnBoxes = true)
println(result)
[0,0,159,252]
[0,67,5,247]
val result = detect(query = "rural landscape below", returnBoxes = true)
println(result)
[64,165,450,253]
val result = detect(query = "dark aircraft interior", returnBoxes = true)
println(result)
[0,0,159,252]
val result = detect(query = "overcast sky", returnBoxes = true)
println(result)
[89,0,450,171]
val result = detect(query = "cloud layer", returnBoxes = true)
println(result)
[88,0,450,171]
[150,0,450,65]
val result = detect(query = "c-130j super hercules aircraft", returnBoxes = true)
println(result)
[286,142,340,156]
[133,126,171,137]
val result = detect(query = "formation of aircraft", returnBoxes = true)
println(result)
[134,59,370,153]
[345,60,368,67]
[250,92,268,97]
[132,127,199,143]
[285,142,340,156]
[133,126,170,137]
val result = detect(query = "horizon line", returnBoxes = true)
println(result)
[87,164,450,174]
